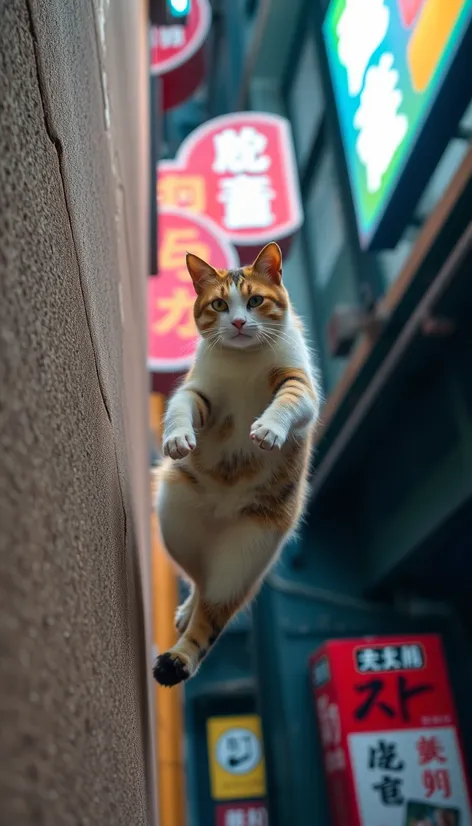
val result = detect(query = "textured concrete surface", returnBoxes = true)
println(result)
[0,1,156,824]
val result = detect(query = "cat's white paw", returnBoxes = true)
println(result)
[163,429,196,459]
[250,418,287,451]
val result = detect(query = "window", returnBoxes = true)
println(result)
[378,228,419,288]
[305,148,359,391]
[378,136,469,286]
[289,35,324,172]
[306,148,344,290]
[283,233,317,341]
[415,139,469,222]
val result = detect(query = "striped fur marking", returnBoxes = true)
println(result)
[269,367,311,396]
[189,389,212,427]
[207,451,262,484]
[230,268,245,286]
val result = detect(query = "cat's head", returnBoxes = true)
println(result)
[186,242,288,350]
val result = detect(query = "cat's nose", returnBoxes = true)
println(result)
[232,318,246,330]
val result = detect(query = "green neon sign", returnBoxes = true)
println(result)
[323,0,472,248]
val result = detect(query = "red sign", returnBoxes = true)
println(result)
[309,635,472,826]
[158,112,303,257]
[150,0,211,110]
[148,207,239,374]
[215,800,268,826]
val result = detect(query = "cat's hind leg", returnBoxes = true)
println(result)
[154,594,238,687]
[175,585,197,635]
[153,520,284,686]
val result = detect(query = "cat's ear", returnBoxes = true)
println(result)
[252,242,282,285]
[186,253,219,294]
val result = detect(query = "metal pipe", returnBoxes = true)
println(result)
[150,393,187,826]
[149,74,160,276]
[266,572,402,614]
[310,222,472,501]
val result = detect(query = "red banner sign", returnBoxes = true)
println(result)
[309,634,472,826]
[215,800,268,826]
[158,112,303,257]
[150,0,211,110]
[148,207,238,373]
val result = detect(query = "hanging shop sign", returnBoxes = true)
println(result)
[215,800,268,826]
[309,634,472,826]
[322,0,472,249]
[158,112,303,258]
[150,0,211,110]
[148,207,239,373]
[207,715,267,801]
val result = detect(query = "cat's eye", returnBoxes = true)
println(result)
[247,295,264,309]
[211,298,228,312]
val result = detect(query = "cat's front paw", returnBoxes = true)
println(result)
[250,418,287,451]
[163,429,196,460]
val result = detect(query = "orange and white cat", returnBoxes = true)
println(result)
[153,242,320,686]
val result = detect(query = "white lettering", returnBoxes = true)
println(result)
[337,0,390,96]
[213,127,271,175]
[354,53,408,193]
[218,174,275,230]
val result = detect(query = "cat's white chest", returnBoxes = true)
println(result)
[195,368,273,470]
[219,370,270,425]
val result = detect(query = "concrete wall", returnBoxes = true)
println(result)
[0,1,157,824]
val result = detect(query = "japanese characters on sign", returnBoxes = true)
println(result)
[322,0,472,248]
[157,112,303,257]
[354,642,425,672]
[207,715,267,801]
[150,0,211,110]
[215,800,268,826]
[148,207,238,373]
[309,635,472,826]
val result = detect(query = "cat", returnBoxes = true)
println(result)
[153,241,320,687]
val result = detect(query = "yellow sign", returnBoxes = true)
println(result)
[207,715,266,801]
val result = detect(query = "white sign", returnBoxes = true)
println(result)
[215,727,262,776]
[349,727,472,825]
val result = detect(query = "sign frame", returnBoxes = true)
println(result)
[309,633,472,826]
[150,0,212,110]
[206,714,267,802]
[150,0,211,77]
[158,111,304,251]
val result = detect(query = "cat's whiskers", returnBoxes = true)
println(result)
[261,327,292,348]
[256,330,277,355]
[204,330,225,355]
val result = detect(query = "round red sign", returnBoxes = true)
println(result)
[148,207,239,373]
[150,0,211,110]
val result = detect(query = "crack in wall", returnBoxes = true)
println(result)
[24,0,113,427]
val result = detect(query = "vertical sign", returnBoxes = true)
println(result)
[207,715,267,802]
[150,0,211,110]
[148,207,239,374]
[309,635,472,826]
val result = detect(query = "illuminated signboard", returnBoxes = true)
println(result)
[158,112,303,258]
[148,207,239,374]
[309,634,472,826]
[150,0,211,110]
[323,0,472,249]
